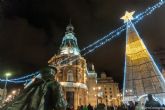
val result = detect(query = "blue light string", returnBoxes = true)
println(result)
[68,0,165,63]
[59,0,165,65]
[81,24,126,52]
[81,0,165,53]
[8,79,32,83]
[0,0,164,84]
[0,79,31,83]
[9,71,39,81]
[0,72,39,84]
[82,28,126,56]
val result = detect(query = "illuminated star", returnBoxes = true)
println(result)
[121,11,135,23]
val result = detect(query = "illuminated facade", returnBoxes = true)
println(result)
[87,70,120,106]
[48,23,120,109]
[123,20,165,102]
[48,24,88,109]
[87,64,97,106]
[96,73,120,106]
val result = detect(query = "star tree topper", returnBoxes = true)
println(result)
[121,11,135,23]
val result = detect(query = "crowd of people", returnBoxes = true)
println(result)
[124,94,165,110]
[73,94,165,110]
[1,66,165,110]
[66,104,94,110]
[77,104,94,110]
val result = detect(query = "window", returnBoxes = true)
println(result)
[78,74,81,80]
[67,70,74,81]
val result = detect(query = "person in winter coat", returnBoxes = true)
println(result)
[83,105,88,110]
[145,94,161,110]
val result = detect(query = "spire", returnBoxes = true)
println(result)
[66,19,74,34]
[60,22,80,55]
[92,64,95,72]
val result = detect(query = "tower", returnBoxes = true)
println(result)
[86,64,97,106]
[121,11,165,102]
[60,23,80,55]
[48,23,88,109]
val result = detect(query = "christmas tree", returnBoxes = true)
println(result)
[121,11,165,102]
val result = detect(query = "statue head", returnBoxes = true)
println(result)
[40,65,57,80]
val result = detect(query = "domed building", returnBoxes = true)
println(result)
[48,23,120,109]
[48,23,88,109]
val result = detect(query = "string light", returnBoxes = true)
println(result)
[59,0,165,65]
[61,0,165,65]
[81,0,164,53]
[9,71,39,81]
[7,79,32,84]
[0,72,39,84]
[0,78,32,83]
[81,0,165,55]
[0,0,164,83]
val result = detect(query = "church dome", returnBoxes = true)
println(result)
[60,23,80,55]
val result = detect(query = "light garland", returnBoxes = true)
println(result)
[9,71,39,81]
[59,0,165,65]
[82,0,165,52]
[0,72,39,84]
[0,0,164,83]
[0,79,31,83]
[123,12,165,101]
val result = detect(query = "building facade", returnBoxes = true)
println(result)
[87,64,97,106]
[96,73,120,106]
[48,24,120,109]
[48,24,88,109]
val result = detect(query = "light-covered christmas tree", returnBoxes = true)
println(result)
[121,11,165,103]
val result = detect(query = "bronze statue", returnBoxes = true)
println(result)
[2,66,67,110]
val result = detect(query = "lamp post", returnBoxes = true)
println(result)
[2,72,11,101]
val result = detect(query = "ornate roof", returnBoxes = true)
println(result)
[60,23,80,55]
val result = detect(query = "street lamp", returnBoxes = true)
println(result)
[2,72,11,101]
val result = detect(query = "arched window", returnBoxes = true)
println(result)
[67,70,74,82]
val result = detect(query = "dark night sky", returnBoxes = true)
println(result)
[0,0,165,87]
